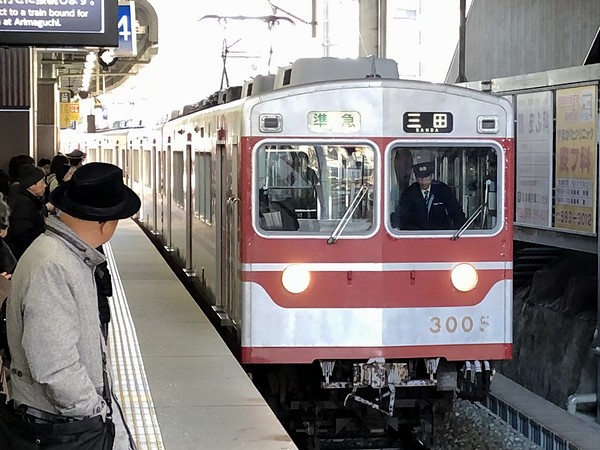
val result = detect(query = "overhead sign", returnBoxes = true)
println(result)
[554,85,597,233]
[515,91,553,227]
[0,0,118,47]
[116,2,136,57]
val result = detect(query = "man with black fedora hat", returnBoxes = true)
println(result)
[5,164,48,259]
[0,163,140,449]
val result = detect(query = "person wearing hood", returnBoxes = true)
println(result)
[5,165,47,260]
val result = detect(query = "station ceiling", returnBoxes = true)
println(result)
[40,0,159,96]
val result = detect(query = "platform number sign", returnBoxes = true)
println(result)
[116,3,136,57]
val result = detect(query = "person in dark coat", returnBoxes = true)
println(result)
[37,158,51,177]
[0,171,9,198]
[0,194,16,276]
[7,155,35,186]
[5,165,47,259]
[392,161,466,230]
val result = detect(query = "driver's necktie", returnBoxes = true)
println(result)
[423,190,429,204]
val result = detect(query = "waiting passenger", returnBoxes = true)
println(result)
[7,155,35,187]
[46,154,69,188]
[0,171,9,198]
[0,162,140,449]
[391,162,466,230]
[0,193,13,404]
[37,158,51,177]
[66,149,86,169]
[53,164,75,190]
[5,165,47,260]
[0,194,16,278]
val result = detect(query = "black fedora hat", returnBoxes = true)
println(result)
[50,162,140,221]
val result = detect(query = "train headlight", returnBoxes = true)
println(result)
[281,265,311,294]
[451,264,478,292]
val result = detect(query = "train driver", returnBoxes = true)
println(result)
[391,161,466,230]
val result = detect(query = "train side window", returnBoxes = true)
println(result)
[133,149,140,183]
[255,144,376,236]
[157,151,165,195]
[194,152,212,223]
[173,151,184,207]
[143,150,151,188]
[389,146,500,234]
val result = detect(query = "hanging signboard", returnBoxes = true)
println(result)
[554,85,597,234]
[59,90,71,129]
[515,91,553,227]
[0,0,118,47]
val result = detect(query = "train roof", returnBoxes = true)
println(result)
[163,57,509,123]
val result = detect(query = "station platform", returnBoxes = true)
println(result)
[105,219,297,450]
[488,374,600,450]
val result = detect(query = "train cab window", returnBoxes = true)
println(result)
[389,146,500,234]
[255,144,376,236]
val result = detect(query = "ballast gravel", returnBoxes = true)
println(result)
[432,399,542,450]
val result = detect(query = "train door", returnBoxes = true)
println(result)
[216,142,241,326]
[157,144,166,239]
[151,139,158,233]
[165,137,173,250]
[184,133,194,273]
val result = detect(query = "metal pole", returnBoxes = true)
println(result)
[379,0,387,58]
[596,110,600,423]
[95,57,100,95]
[456,0,467,83]
[312,0,317,38]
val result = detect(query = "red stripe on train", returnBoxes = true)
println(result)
[243,270,511,308]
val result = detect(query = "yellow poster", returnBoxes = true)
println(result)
[554,85,597,233]
[59,103,71,129]
[69,102,80,122]
[59,90,71,129]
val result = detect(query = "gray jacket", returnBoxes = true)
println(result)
[6,215,132,449]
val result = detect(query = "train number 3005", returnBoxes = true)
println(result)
[429,315,490,334]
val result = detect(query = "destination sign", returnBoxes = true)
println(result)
[403,112,453,133]
[0,0,117,46]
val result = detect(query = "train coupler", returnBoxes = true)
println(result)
[353,358,409,388]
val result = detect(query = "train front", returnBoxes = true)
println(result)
[238,78,513,433]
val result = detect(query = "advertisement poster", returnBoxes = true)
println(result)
[515,91,553,227]
[554,85,597,233]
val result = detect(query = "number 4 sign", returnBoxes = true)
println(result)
[116,2,137,57]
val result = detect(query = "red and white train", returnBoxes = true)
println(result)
[63,57,514,444]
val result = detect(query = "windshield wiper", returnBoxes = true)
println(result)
[451,180,491,241]
[327,185,369,244]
